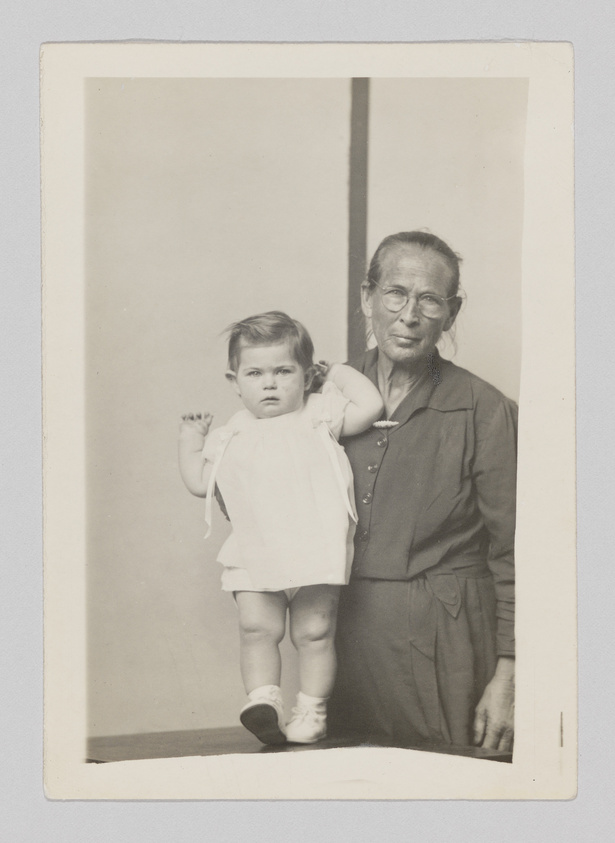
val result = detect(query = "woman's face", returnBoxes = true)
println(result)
[362,243,460,368]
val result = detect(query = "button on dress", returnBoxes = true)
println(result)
[329,348,517,747]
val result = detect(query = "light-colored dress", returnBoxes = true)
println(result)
[202,383,358,593]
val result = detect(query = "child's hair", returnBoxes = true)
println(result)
[226,311,324,392]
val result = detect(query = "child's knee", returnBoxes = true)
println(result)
[239,613,285,645]
[290,613,336,649]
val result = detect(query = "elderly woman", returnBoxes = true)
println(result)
[329,231,516,752]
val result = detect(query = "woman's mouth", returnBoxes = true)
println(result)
[392,335,419,346]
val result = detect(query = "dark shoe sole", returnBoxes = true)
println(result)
[240,703,286,745]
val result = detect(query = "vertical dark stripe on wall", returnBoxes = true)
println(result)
[347,77,370,361]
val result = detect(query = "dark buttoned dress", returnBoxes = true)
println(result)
[329,349,517,747]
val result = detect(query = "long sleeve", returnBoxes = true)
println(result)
[472,391,518,656]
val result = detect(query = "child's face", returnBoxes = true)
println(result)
[229,342,308,419]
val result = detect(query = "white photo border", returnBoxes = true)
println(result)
[42,42,576,800]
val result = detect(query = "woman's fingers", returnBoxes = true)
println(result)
[482,723,504,750]
[473,671,514,750]
[473,708,487,746]
[474,711,514,751]
[481,722,513,752]
[497,728,514,753]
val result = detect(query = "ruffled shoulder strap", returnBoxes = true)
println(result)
[203,423,240,538]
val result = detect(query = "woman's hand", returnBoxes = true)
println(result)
[473,656,515,752]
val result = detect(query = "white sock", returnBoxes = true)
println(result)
[248,684,282,702]
[297,691,328,714]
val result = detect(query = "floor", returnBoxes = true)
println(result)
[87,726,512,764]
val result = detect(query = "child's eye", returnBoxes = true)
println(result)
[247,370,261,377]
[278,368,292,376]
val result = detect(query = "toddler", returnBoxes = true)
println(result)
[179,311,383,744]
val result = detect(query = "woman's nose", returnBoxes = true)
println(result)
[399,295,421,322]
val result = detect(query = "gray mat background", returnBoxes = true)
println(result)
[2,1,609,839]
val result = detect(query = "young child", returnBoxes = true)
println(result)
[178,311,383,745]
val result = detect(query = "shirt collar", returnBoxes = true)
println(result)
[359,347,474,429]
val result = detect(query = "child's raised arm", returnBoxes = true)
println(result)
[178,413,214,497]
[325,364,384,437]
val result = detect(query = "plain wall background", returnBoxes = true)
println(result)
[367,78,527,402]
[86,78,351,736]
[86,77,525,737]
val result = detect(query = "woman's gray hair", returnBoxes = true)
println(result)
[366,231,462,296]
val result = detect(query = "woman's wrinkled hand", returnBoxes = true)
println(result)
[473,657,515,752]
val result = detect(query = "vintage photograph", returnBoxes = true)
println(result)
[42,44,576,799]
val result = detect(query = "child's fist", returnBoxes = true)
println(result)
[180,412,213,437]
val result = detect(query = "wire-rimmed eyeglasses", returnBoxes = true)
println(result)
[371,282,459,318]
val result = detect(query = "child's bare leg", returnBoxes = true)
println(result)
[235,590,287,693]
[235,590,288,745]
[289,584,340,697]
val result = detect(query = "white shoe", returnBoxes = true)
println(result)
[285,702,327,744]
[240,686,286,745]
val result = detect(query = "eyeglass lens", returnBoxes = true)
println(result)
[381,288,446,317]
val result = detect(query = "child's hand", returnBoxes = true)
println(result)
[309,360,330,392]
[315,360,331,378]
[319,361,343,384]
[180,412,213,439]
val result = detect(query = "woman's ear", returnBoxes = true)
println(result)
[360,284,374,318]
[443,296,462,332]
[225,370,241,396]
